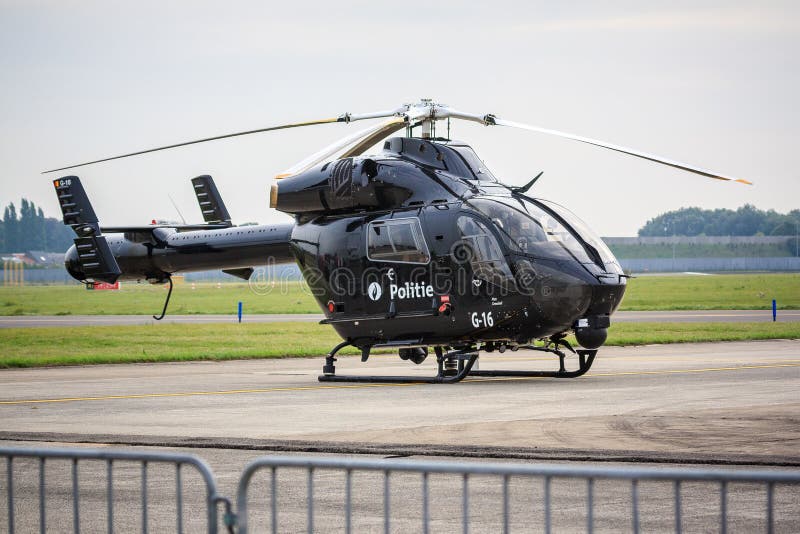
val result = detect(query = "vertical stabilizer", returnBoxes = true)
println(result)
[53,176,121,283]
[191,175,232,225]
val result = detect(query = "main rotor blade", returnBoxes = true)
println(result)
[42,117,344,174]
[491,117,753,185]
[274,117,406,179]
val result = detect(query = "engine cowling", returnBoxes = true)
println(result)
[271,158,389,214]
[270,137,478,216]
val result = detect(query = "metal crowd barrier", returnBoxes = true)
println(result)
[3,446,800,533]
[1,447,231,534]
[235,456,800,534]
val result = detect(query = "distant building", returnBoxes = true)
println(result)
[0,252,65,266]
[10,253,36,266]
[24,251,65,266]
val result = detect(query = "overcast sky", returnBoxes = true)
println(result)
[1,1,797,237]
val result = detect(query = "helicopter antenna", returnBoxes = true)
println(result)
[167,194,187,224]
[510,172,544,194]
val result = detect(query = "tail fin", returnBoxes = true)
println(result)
[53,176,100,234]
[191,175,232,225]
[53,176,121,283]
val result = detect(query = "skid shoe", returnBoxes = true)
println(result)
[469,347,597,379]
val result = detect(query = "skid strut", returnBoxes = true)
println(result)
[319,344,478,384]
[317,342,598,383]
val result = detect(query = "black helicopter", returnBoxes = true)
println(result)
[46,100,750,383]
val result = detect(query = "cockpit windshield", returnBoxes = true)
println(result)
[467,196,622,273]
[450,146,497,181]
[467,197,595,264]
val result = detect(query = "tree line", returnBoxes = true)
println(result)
[639,205,800,237]
[2,198,798,253]
[1,199,74,253]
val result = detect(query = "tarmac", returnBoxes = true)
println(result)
[1,340,798,462]
[2,339,799,531]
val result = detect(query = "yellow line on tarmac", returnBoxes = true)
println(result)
[1,363,798,405]
[480,355,800,364]
[600,357,800,364]
[0,382,419,405]
[590,362,800,378]
[468,362,800,384]
[629,313,800,318]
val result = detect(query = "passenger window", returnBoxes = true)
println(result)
[367,218,430,264]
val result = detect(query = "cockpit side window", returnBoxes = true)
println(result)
[450,146,497,181]
[456,216,513,284]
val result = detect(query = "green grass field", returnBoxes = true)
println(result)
[0,322,361,367]
[0,273,797,368]
[620,273,800,310]
[1,321,798,368]
[0,273,798,316]
[0,281,317,316]
[609,242,797,259]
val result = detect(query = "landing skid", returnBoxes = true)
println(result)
[317,342,597,384]
[470,348,597,379]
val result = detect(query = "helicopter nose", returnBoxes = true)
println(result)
[589,280,626,316]
[574,278,627,349]
[64,244,85,281]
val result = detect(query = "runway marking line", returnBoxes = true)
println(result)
[620,313,800,318]
[476,355,800,364]
[0,382,420,405]
[590,362,800,378]
[1,362,798,405]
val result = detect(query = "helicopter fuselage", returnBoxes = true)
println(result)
[276,136,626,351]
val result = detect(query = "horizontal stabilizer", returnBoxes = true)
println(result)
[99,223,230,233]
[222,267,254,280]
[73,235,122,284]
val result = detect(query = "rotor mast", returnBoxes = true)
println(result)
[406,98,437,139]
